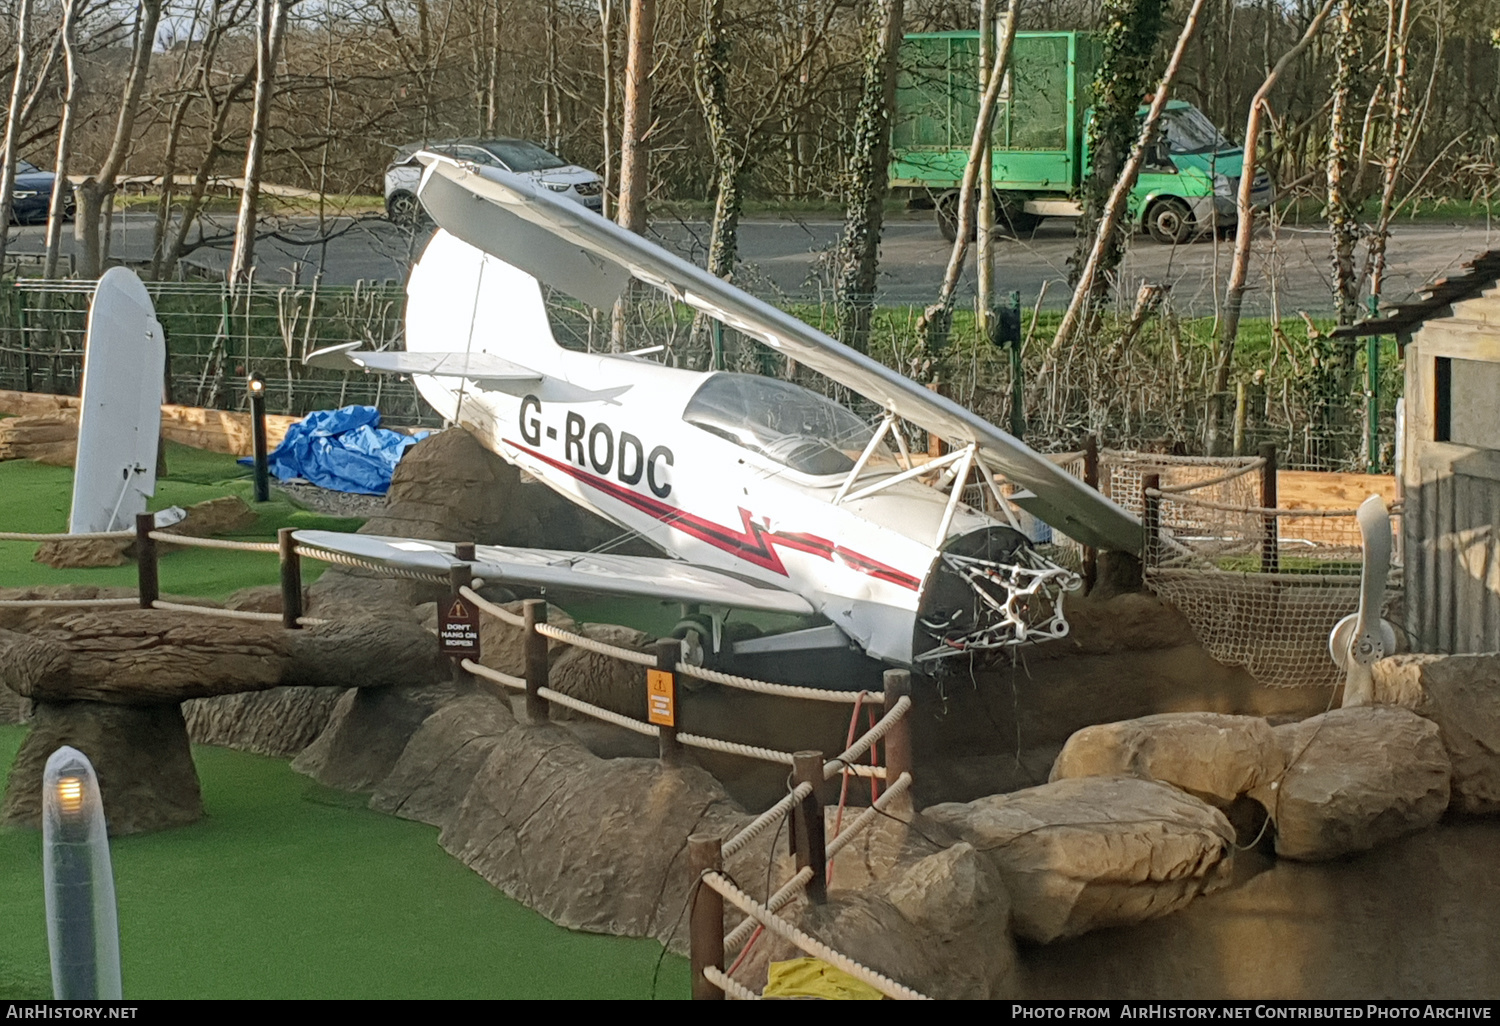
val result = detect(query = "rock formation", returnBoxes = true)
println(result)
[0,413,78,465]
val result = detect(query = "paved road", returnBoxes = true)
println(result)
[13,210,1496,318]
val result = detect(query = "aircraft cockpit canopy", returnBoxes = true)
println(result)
[683,373,896,478]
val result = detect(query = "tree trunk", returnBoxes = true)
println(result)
[42,0,81,281]
[1046,0,1208,364]
[1069,0,1167,303]
[834,0,904,355]
[975,0,998,347]
[229,0,290,285]
[0,0,34,270]
[1326,1,1364,327]
[1366,0,1415,301]
[597,0,615,220]
[612,0,655,352]
[915,0,1020,355]
[73,0,165,279]
[1205,0,1338,454]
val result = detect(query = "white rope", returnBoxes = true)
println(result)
[823,696,910,780]
[294,544,451,584]
[0,597,140,608]
[722,782,813,860]
[701,871,929,1001]
[295,615,330,626]
[703,966,761,1001]
[535,686,660,736]
[148,531,281,553]
[458,585,524,627]
[0,529,133,541]
[534,622,657,666]
[678,733,796,766]
[461,658,526,691]
[826,772,912,860]
[676,662,881,704]
[723,867,815,952]
[1157,457,1267,494]
[151,600,282,621]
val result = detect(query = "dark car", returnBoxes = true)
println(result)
[8,161,73,224]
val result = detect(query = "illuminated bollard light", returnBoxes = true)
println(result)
[42,746,123,1000]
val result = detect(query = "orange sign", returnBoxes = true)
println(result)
[647,669,675,727]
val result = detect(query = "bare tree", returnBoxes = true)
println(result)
[229,0,292,283]
[43,0,83,280]
[915,0,1020,354]
[1046,0,1211,360]
[1326,0,1368,326]
[834,0,904,354]
[1205,0,1339,454]
[72,0,164,279]
[616,0,654,235]
[0,0,34,269]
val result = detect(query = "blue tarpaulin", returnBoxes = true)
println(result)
[242,405,427,495]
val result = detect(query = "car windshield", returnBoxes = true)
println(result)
[15,161,40,174]
[683,373,894,478]
[1161,107,1232,155]
[482,140,568,173]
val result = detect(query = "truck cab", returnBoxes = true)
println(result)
[890,30,1269,243]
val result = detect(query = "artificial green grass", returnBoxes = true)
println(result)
[0,444,365,600]
[0,726,689,999]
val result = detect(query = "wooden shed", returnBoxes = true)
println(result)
[1335,250,1500,653]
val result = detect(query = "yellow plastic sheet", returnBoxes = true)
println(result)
[762,957,884,1000]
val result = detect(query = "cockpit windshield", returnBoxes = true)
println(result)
[683,373,895,478]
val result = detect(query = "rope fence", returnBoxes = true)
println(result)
[677,662,882,704]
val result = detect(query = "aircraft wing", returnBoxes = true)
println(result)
[294,531,818,616]
[416,155,1142,553]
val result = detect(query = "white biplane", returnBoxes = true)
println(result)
[299,154,1142,670]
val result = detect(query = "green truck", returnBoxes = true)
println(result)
[891,30,1270,243]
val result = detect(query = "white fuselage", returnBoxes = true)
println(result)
[405,232,1000,664]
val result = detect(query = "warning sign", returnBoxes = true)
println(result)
[439,595,481,658]
[647,669,675,727]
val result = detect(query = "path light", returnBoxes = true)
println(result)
[42,746,122,1000]
[248,371,269,502]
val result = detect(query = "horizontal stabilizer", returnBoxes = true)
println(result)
[293,531,818,617]
[305,342,541,382]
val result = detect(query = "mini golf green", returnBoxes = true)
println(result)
[0,450,690,999]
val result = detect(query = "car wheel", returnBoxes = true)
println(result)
[1146,197,1195,245]
[386,191,421,226]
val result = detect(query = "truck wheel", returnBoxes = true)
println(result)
[994,192,1041,237]
[1146,197,1195,245]
[935,190,969,242]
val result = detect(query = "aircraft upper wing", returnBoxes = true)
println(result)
[415,155,1142,553]
[294,531,818,617]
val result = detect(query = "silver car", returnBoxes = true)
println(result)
[384,138,603,224]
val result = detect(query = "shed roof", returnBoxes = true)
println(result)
[1328,248,1500,340]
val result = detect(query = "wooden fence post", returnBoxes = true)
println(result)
[1141,473,1161,569]
[688,833,725,1001]
[448,563,475,689]
[522,598,550,724]
[1082,435,1099,594]
[1259,443,1279,574]
[278,527,302,629]
[791,750,827,904]
[135,512,157,609]
[654,638,683,767]
[881,669,913,790]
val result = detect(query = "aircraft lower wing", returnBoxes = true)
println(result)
[305,341,541,382]
[294,530,818,616]
[415,155,1143,554]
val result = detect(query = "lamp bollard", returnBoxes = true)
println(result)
[791,750,827,904]
[521,599,551,724]
[134,512,157,610]
[688,833,725,1000]
[42,746,122,1000]
[277,528,302,630]
[247,372,269,503]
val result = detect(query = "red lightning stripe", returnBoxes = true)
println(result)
[508,440,922,591]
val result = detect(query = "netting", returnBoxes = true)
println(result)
[1142,487,1401,689]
